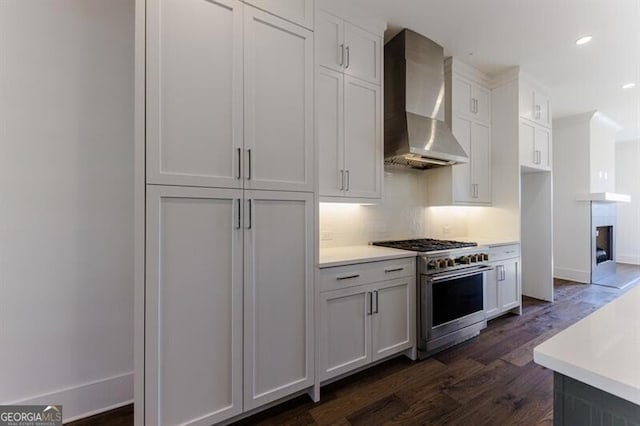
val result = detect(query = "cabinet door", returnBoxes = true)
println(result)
[453,75,473,117]
[343,22,381,84]
[319,286,372,381]
[451,115,473,203]
[243,0,314,29]
[147,0,243,189]
[472,85,491,124]
[471,122,491,203]
[484,264,500,319]
[499,259,520,311]
[535,125,552,170]
[533,91,551,127]
[243,191,314,409]
[317,10,344,72]
[371,278,415,362]
[318,68,345,197]
[343,76,382,199]
[519,119,536,168]
[244,7,314,192]
[146,186,243,426]
[519,84,535,121]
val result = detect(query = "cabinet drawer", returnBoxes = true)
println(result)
[319,257,415,292]
[489,244,520,261]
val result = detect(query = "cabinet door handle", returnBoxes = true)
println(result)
[474,98,479,114]
[367,292,373,315]
[336,274,360,281]
[384,267,404,273]
[345,45,350,68]
[236,199,241,229]
[373,290,379,314]
[345,170,350,191]
[339,169,344,190]
[236,148,242,180]
[470,97,474,114]
[339,44,344,66]
[247,199,252,230]
[247,149,252,180]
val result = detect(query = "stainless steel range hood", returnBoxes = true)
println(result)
[384,29,468,169]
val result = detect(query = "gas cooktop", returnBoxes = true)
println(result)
[371,238,477,252]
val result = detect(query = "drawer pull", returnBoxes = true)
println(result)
[384,267,404,273]
[336,274,360,281]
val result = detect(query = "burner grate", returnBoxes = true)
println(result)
[372,238,477,252]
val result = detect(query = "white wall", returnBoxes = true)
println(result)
[552,114,593,282]
[0,1,134,421]
[616,140,640,265]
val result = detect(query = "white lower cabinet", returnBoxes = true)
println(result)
[318,258,415,382]
[243,190,315,410]
[145,186,313,425]
[485,244,521,320]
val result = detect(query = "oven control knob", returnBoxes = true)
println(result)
[457,256,470,264]
[482,253,489,261]
[427,261,437,270]
[447,258,455,267]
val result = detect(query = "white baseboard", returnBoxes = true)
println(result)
[554,267,591,284]
[617,254,640,265]
[8,372,133,423]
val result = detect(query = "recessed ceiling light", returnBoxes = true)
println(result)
[575,35,593,45]
[622,83,636,89]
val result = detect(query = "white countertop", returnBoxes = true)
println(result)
[456,237,520,247]
[319,245,417,268]
[534,285,640,405]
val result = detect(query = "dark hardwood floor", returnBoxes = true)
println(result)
[69,278,639,426]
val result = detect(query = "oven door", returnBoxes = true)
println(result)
[421,265,492,341]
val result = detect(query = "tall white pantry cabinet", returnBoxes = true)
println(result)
[135,0,316,425]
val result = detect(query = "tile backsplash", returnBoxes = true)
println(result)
[320,165,476,248]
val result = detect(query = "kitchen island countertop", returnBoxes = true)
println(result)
[534,285,640,405]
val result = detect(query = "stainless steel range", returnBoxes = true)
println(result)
[372,239,492,359]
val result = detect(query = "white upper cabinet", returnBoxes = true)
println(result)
[318,67,345,197]
[519,119,551,171]
[452,74,491,124]
[317,11,344,73]
[519,81,551,127]
[146,0,243,188]
[317,10,381,85]
[243,0,314,29]
[147,0,313,192]
[316,10,383,200]
[427,58,491,206]
[318,71,381,199]
[518,76,552,171]
[343,76,382,198]
[244,6,314,192]
[343,23,381,84]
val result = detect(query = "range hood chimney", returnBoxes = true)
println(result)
[384,29,468,169]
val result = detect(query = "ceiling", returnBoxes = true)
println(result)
[336,0,640,141]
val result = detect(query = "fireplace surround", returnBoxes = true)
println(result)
[591,202,616,283]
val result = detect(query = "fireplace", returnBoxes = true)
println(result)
[591,203,616,283]
[595,226,613,264]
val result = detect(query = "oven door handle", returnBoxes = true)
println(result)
[429,265,494,282]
